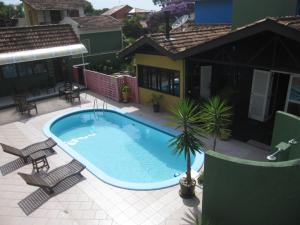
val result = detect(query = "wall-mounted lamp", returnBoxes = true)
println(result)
[266,139,297,161]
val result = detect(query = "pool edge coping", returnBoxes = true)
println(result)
[43,107,204,191]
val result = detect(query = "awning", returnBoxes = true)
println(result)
[0,44,88,66]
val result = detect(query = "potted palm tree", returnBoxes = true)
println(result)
[151,94,163,112]
[169,99,205,198]
[200,96,232,151]
[122,85,130,103]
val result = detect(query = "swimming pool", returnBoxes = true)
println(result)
[44,109,204,190]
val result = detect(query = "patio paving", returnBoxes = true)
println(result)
[0,91,267,225]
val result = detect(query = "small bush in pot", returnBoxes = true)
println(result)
[122,85,130,103]
[151,94,163,112]
[169,99,205,198]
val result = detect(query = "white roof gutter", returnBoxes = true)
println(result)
[0,44,88,66]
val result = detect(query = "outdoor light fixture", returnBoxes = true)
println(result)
[266,148,283,161]
[266,138,298,161]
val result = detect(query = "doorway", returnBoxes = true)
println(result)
[268,72,290,119]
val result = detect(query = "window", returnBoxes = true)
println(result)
[138,65,180,97]
[286,76,300,116]
[33,62,47,75]
[18,63,33,77]
[2,64,17,79]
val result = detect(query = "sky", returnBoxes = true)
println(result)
[4,0,161,10]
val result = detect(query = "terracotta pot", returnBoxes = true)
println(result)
[179,177,196,198]
[122,92,129,103]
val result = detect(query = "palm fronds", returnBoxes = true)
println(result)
[200,96,232,151]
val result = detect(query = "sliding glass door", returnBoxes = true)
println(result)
[285,75,300,116]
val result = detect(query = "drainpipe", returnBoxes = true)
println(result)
[81,53,87,89]
[164,11,171,40]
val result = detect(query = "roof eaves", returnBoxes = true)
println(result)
[173,18,300,60]
[119,35,176,59]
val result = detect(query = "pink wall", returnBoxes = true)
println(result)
[73,67,139,103]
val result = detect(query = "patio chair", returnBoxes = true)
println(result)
[13,94,26,112]
[69,87,81,104]
[59,81,72,98]
[0,138,57,163]
[18,159,85,194]
[18,96,38,115]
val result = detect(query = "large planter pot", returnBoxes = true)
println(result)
[122,92,129,103]
[153,103,160,112]
[179,177,196,198]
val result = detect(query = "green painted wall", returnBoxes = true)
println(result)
[271,111,300,161]
[202,151,300,225]
[232,0,298,28]
[79,30,122,64]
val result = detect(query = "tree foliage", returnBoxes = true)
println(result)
[200,96,233,151]
[123,14,147,40]
[169,99,205,184]
[148,0,194,32]
[84,2,108,16]
[0,1,24,19]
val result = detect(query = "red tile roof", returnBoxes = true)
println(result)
[23,0,88,10]
[150,24,231,54]
[71,15,122,30]
[0,24,79,53]
[102,5,132,16]
[120,16,300,60]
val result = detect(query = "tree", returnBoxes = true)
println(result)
[169,99,205,198]
[148,0,194,32]
[153,0,169,7]
[123,14,146,40]
[0,2,24,19]
[84,1,108,16]
[200,96,232,151]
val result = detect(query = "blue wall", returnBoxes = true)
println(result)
[195,0,232,24]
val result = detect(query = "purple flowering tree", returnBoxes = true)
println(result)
[148,0,194,32]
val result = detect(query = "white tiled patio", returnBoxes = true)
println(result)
[0,91,267,225]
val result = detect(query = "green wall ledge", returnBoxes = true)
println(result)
[202,150,300,225]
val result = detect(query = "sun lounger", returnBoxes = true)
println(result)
[0,138,56,163]
[18,159,85,194]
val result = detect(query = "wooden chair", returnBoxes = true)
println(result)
[0,138,56,163]
[18,159,85,194]
[18,96,38,115]
[69,87,81,104]
[58,81,72,98]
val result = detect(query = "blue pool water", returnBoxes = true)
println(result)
[46,109,203,190]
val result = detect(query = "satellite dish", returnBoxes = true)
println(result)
[172,14,189,29]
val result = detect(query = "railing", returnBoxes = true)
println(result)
[93,98,108,120]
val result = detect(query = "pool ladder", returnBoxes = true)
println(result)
[93,99,107,119]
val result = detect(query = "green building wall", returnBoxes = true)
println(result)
[202,151,300,225]
[232,0,298,28]
[271,111,300,161]
[73,30,123,65]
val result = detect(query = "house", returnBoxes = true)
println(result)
[61,15,123,64]
[195,0,300,27]
[0,24,87,98]
[232,0,300,28]
[195,0,233,24]
[22,0,87,25]
[128,8,151,16]
[102,5,133,21]
[119,15,300,144]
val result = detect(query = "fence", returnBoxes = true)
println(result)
[73,67,139,103]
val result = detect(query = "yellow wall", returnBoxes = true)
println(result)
[23,2,38,25]
[135,53,185,112]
